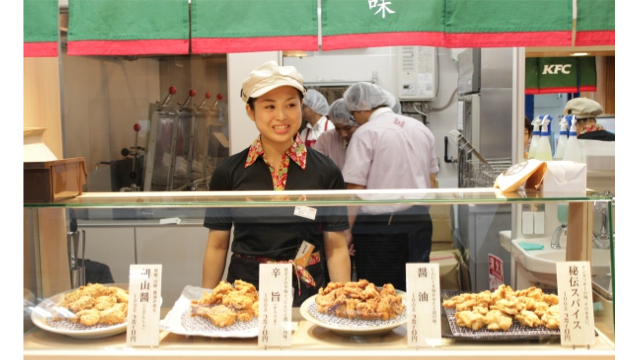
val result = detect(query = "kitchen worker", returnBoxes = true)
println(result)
[300,89,334,148]
[313,98,359,171]
[341,82,439,291]
[563,97,614,141]
[201,61,351,306]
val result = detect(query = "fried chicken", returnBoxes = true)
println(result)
[190,280,259,327]
[206,305,237,327]
[56,283,129,327]
[72,308,101,326]
[314,281,405,321]
[443,286,561,332]
[455,310,486,331]
[484,310,513,331]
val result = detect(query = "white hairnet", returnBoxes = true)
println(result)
[303,89,330,115]
[327,99,357,126]
[381,88,401,114]
[343,82,393,112]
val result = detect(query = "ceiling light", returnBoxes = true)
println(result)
[283,50,308,58]
[570,52,589,56]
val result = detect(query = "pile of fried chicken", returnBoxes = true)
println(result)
[315,280,405,321]
[442,285,559,331]
[190,280,259,328]
[51,283,129,327]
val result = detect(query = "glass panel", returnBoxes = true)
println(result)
[24,189,613,208]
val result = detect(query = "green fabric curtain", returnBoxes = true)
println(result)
[24,0,59,57]
[321,0,445,51]
[191,0,318,53]
[525,58,540,95]
[26,0,616,56]
[444,0,573,47]
[577,57,597,92]
[527,57,597,94]
[538,57,579,94]
[67,0,189,56]
[575,0,615,46]
[322,0,579,50]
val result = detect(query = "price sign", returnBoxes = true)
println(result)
[126,264,162,347]
[556,261,596,347]
[406,263,441,348]
[258,263,293,348]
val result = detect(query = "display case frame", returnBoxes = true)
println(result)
[23,188,615,359]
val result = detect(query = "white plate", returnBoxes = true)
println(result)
[299,290,407,336]
[30,283,129,339]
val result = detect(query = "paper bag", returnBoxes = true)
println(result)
[493,160,547,192]
[542,161,586,192]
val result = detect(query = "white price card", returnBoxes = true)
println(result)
[126,264,162,347]
[406,263,442,348]
[293,206,317,220]
[556,261,596,347]
[258,264,293,348]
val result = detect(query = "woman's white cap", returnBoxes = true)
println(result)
[241,60,306,102]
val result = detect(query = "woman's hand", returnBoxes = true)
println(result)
[344,229,355,256]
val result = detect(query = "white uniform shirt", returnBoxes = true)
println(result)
[342,107,439,214]
[313,129,348,170]
[300,116,335,148]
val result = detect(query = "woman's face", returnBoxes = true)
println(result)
[246,86,302,149]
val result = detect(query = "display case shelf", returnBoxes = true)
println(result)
[24,189,612,208]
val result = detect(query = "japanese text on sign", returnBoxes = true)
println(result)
[406,264,441,347]
[368,0,395,19]
[126,264,162,347]
[556,261,595,347]
[259,264,292,348]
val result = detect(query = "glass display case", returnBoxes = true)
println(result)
[23,188,615,358]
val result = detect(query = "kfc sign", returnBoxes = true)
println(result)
[542,64,572,75]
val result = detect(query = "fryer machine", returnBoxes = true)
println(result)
[143,87,229,191]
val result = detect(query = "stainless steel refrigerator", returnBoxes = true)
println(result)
[451,48,514,292]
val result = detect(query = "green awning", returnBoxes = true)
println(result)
[321,0,445,51]
[67,0,189,56]
[575,0,615,46]
[191,0,318,53]
[24,0,59,57]
[526,57,597,95]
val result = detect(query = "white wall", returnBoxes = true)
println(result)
[425,48,462,188]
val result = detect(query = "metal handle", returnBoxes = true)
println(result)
[444,136,456,163]
[67,229,87,288]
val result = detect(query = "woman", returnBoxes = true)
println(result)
[564,97,614,141]
[201,61,351,306]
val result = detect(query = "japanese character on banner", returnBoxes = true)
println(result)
[368,0,395,19]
